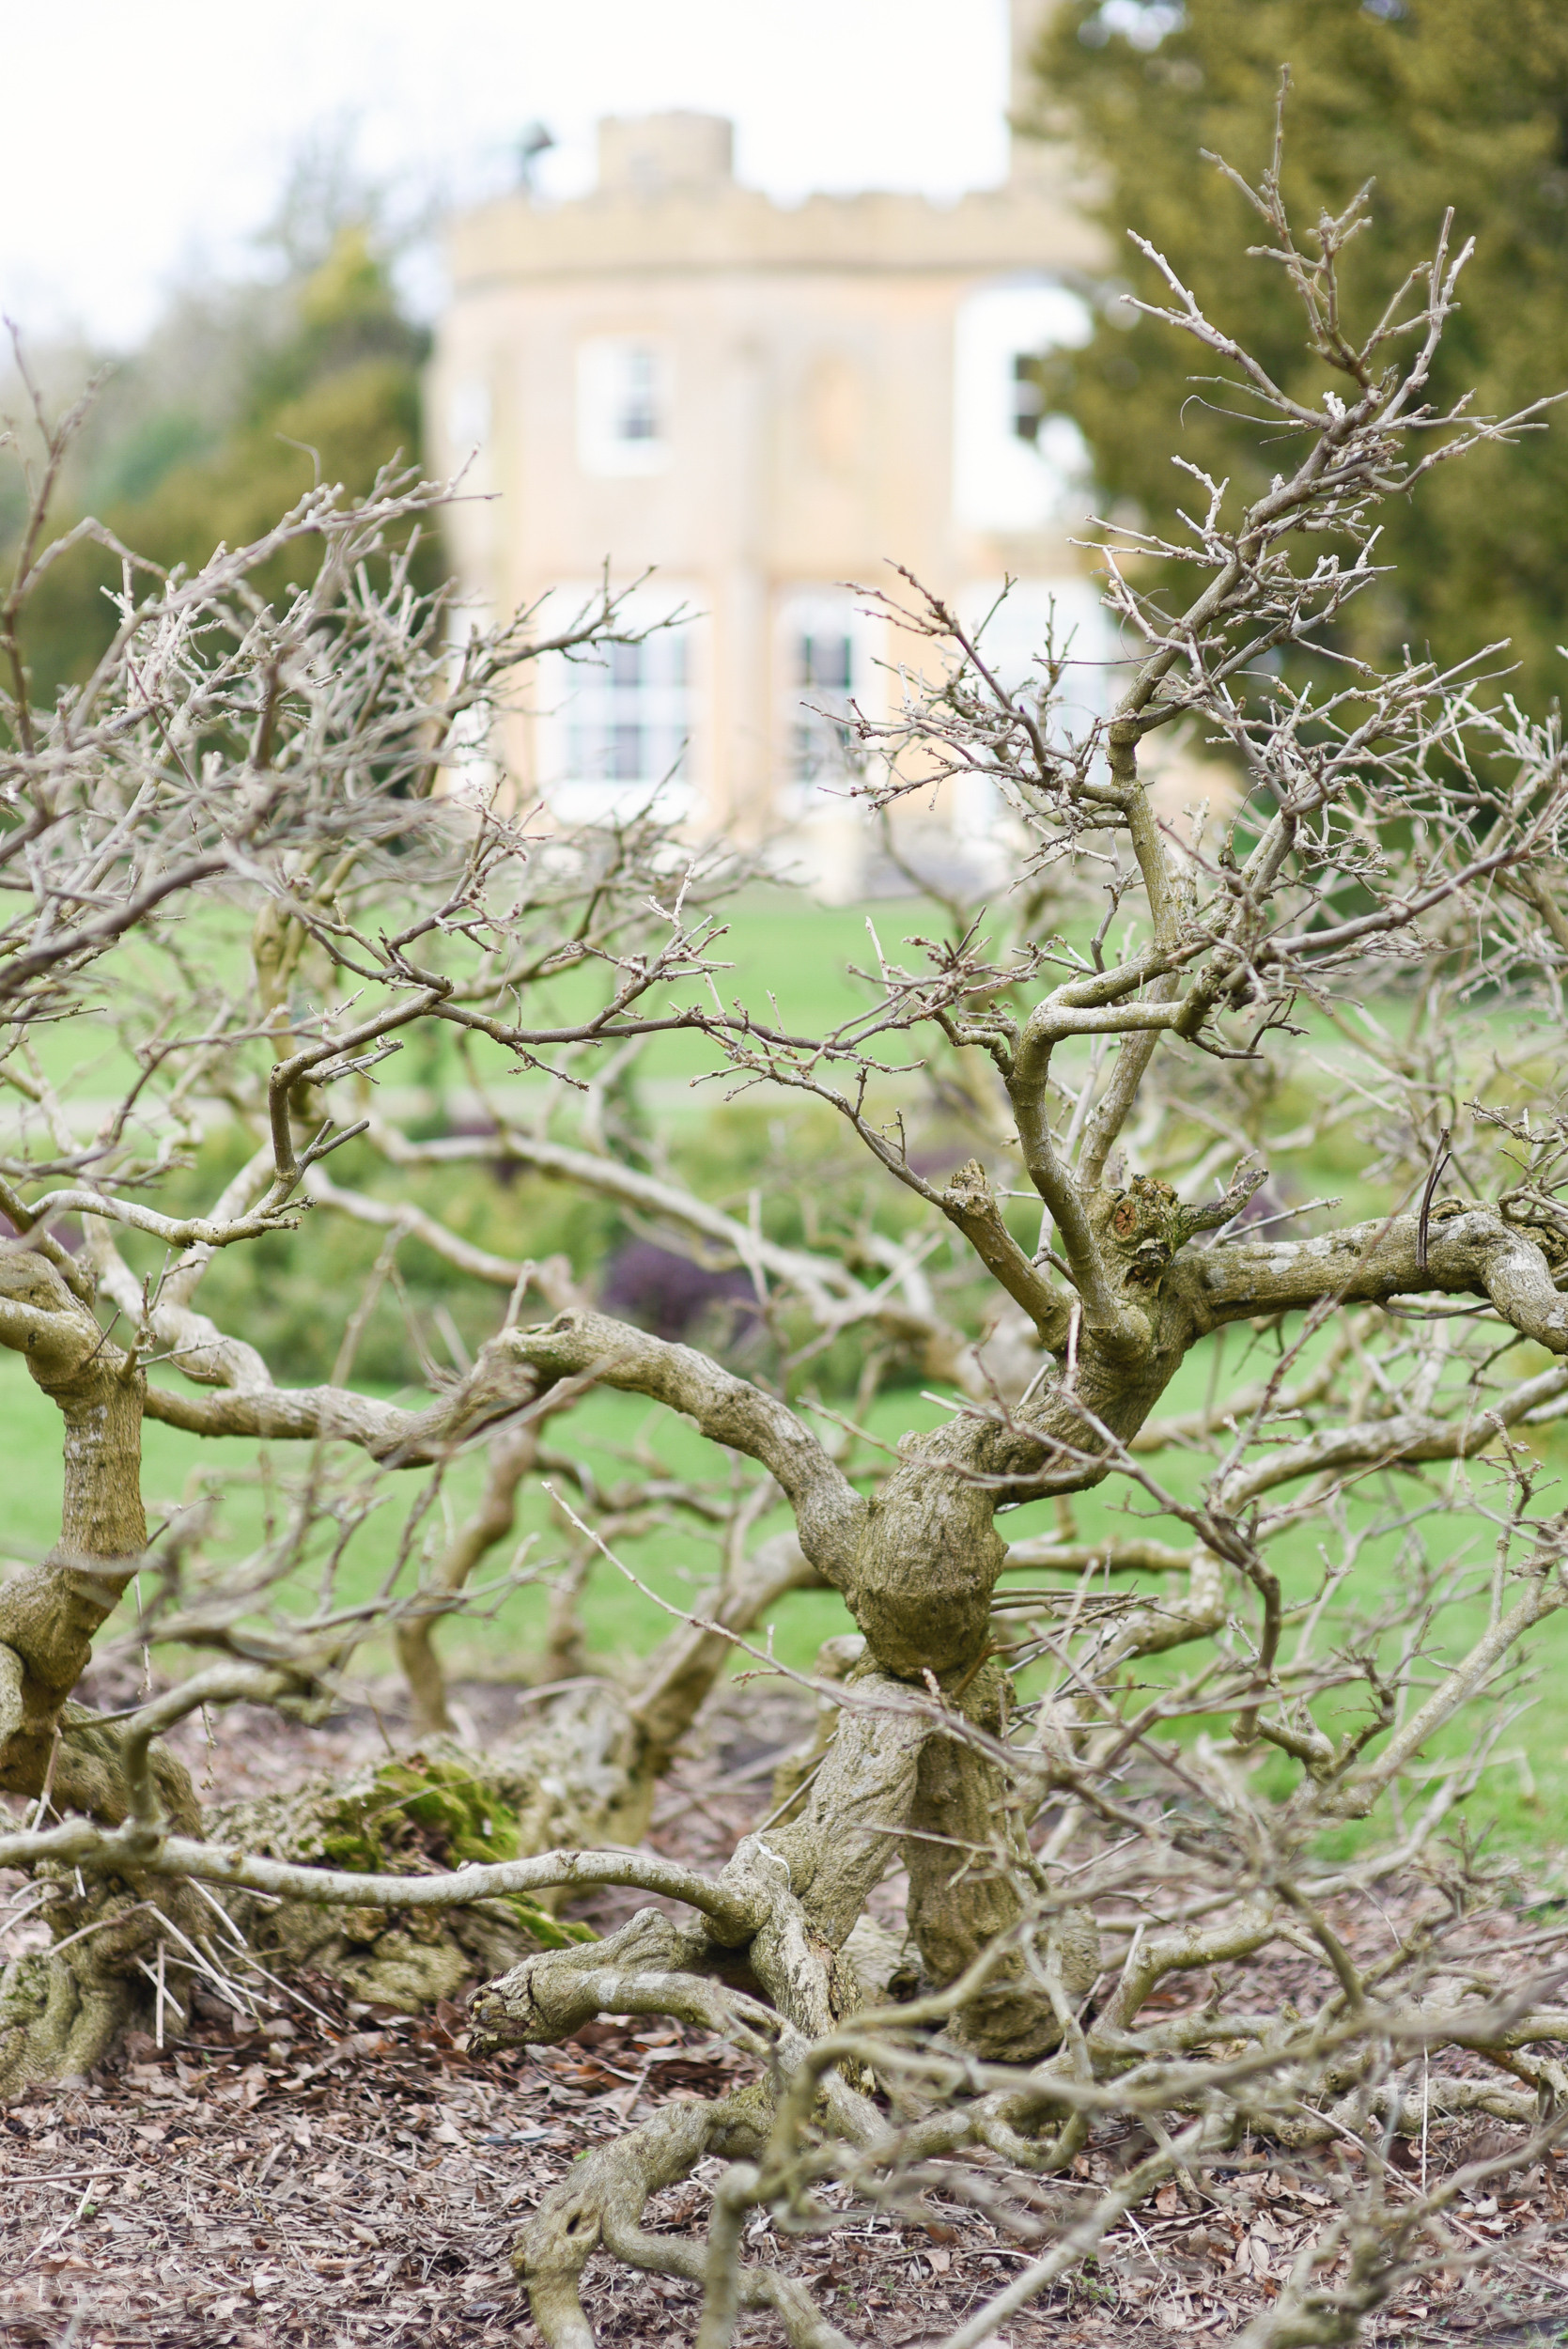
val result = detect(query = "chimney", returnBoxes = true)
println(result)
[597,113,735,198]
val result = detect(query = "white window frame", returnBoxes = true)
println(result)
[534,582,701,827]
[953,282,1094,534]
[446,377,490,462]
[774,587,882,819]
[955,578,1120,830]
[577,335,674,477]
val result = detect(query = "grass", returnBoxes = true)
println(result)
[18,883,912,1112]
[6,884,1567,1872]
[0,1347,865,1683]
[5,1319,1568,1865]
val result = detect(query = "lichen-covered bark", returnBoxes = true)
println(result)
[0,1254,220,2093]
[0,1860,228,2099]
[212,1526,832,2020]
[903,1661,1099,2061]
[0,1255,161,1809]
[0,1331,826,2087]
[0,1892,150,2097]
[8,1174,1564,2123]
[207,1712,645,2014]
[0,1263,553,2076]
[514,2083,779,2349]
[492,1174,1503,2100]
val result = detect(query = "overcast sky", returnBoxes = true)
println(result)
[1,0,1013,350]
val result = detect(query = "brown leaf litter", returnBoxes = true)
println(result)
[4,1677,1568,2346]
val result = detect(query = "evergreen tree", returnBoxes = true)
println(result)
[1031,0,1568,708]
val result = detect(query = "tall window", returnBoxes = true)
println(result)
[953,282,1093,533]
[791,629,855,785]
[959,578,1114,732]
[954,577,1116,834]
[777,589,877,809]
[537,586,697,825]
[614,347,660,445]
[567,631,689,789]
[577,336,673,475]
[1011,351,1046,445]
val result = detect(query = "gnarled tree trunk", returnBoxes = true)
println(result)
[0,1270,823,2090]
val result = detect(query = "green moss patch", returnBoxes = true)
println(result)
[301,1752,596,1952]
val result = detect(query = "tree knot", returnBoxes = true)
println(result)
[1096,1174,1183,1290]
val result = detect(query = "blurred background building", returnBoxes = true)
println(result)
[8,2,1560,881]
[428,0,1109,892]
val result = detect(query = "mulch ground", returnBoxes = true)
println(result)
[4,1674,1568,2348]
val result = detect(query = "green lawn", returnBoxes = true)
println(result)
[0,1347,865,1684]
[6,883,1565,1867]
[5,1324,1566,1863]
[18,884,922,1112]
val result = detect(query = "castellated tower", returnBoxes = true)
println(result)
[428,8,1108,892]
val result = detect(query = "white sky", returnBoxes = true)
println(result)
[1,0,1012,350]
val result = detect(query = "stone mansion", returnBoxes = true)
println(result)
[427,4,1111,888]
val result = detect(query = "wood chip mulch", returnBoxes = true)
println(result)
[5,1678,1568,2345]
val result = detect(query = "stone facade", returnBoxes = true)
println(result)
[427,3,1111,887]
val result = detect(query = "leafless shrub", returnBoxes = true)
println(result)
[4,103,1568,2346]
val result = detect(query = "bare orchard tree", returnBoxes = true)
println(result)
[5,118,1568,2345]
